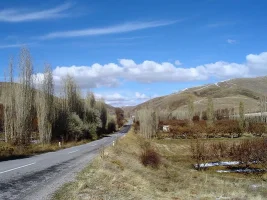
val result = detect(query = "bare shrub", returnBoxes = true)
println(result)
[140,147,161,169]
[208,120,241,138]
[133,120,140,133]
[210,142,230,161]
[248,122,266,136]
[191,138,267,169]
[192,115,200,122]
[190,139,211,169]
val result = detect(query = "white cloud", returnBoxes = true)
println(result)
[52,63,123,88]
[246,52,267,73]
[135,92,148,99]
[95,92,151,107]
[95,93,127,102]
[35,52,267,92]
[0,3,72,22]
[39,20,179,39]
[175,60,182,66]
[227,39,236,44]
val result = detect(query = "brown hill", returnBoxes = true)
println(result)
[124,76,267,116]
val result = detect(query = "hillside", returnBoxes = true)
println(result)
[125,76,267,115]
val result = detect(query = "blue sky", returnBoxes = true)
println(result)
[0,0,267,106]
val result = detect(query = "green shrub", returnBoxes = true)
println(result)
[67,112,84,141]
[0,144,15,157]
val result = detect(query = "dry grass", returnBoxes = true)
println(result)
[53,129,267,200]
[0,139,90,161]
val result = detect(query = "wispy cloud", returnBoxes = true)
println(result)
[227,39,237,44]
[114,36,150,41]
[206,21,236,28]
[39,20,179,39]
[0,43,34,49]
[0,2,73,22]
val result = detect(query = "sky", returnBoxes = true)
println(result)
[0,0,267,106]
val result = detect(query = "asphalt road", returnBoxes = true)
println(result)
[0,124,131,200]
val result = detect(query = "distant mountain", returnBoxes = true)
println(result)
[123,76,267,115]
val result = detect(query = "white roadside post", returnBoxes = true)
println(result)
[59,142,61,148]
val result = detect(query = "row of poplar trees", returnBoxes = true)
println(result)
[2,48,115,146]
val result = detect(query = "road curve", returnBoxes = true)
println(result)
[0,124,131,200]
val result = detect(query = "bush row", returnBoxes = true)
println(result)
[191,138,267,169]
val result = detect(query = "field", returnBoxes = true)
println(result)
[53,129,267,200]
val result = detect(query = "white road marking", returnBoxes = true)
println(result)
[68,150,79,154]
[0,162,36,175]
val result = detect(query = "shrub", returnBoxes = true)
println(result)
[87,123,97,140]
[67,112,84,141]
[133,120,140,133]
[192,115,200,122]
[209,142,230,161]
[212,120,241,137]
[191,138,267,169]
[190,139,211,169]
[140,148,161,169]
[0,144,15,157]
[248,122,266,136]
[107,119,116,134]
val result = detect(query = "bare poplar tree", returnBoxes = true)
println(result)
[3,57,16,143]
[260,96,266,122]
[88,92,96,108]
[96,99,107,129]
[207,96,214,127]
[188,96,194,126]
[35,64,55,144]
[62,75,84,117]
[15,47,35,145]
[239,101,245,134]
[138,109,159,139]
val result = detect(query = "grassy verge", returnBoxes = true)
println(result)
[0,139,91,161]
[53,129,267,200]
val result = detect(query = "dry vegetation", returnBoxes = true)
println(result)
[53,129,267,200]
[0,139,90,161]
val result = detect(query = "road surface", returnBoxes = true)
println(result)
[0,124,131,200]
